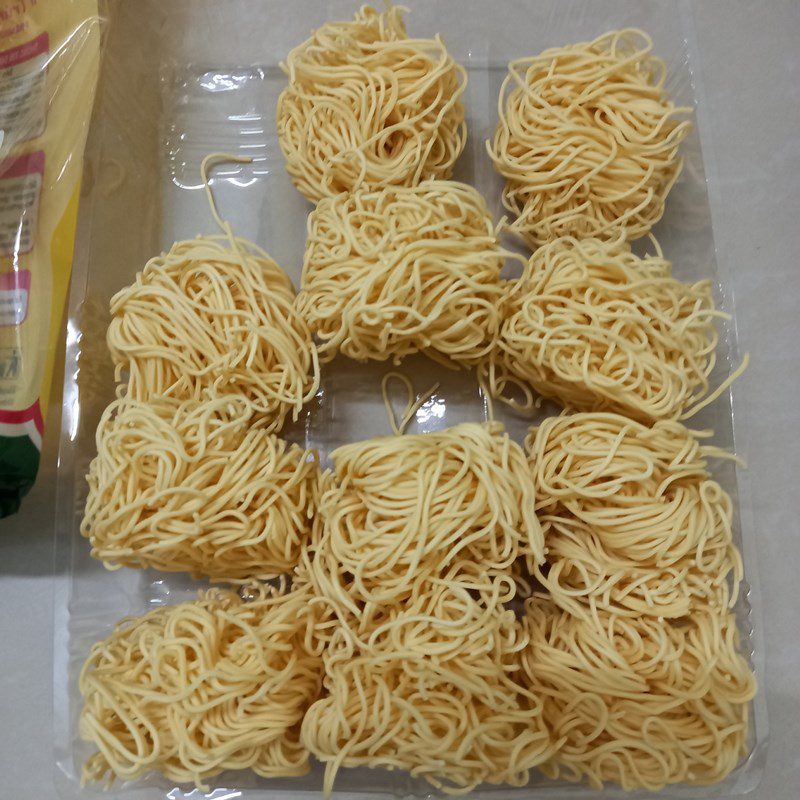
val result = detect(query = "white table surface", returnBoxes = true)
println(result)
[1,1,798,797]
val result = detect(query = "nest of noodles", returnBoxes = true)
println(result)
[277,4,467,202]
[79,582,325,788]
[304,421,544,611]
[106,234,319,434]
[524,412,742,620]
[486,236,722,421]
[301,580,556,796]
[296,181,513,366]
[488,29,691,247]
[520,597,756,790]
[81,394,320,581]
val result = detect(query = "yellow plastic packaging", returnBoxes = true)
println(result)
[0,0,100,516]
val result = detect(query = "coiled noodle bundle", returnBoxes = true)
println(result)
[80,583,324,788]
[107,234,319,433]
[525,412,742,619]
[277,5,467,202]
[297,181,511,366]
[307,421,543,613]
[488,236,723,421]
[302,582,555,796]
[520,598,756,790]
[488,29,691,246]
[82,394,319,581]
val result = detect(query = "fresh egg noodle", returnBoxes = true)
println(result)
[520,598,756,790]
[75,36,758,793]
[486,236,727,421]
[297,181,517,366]
[525,412,742,620]
[294,400,550,795]
[301,581,556,797]
[79,582,325,789]
[81,393,319,581]
[488,29,692,247]
[107,154,320,434]
[307,420,544,614]
[277,4,467,202]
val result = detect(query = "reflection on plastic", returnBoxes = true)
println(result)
[414,394,447,428]
[167,70,270,192]
[167,789,242,800]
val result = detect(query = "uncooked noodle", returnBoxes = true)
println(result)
[520,598,756,789]
[381,371,439,436]
[277,5,467,202]
[297,181,516,366]
[80,582,324,788]
[293,394,553,795]
[301,581,555,796]
[81,393,319,581]
[525,412,742,619]
[106,154,319,433]
[486,235,727,422]
[75,30,758,793]
[307,421,543,614]
[488,29,692,246]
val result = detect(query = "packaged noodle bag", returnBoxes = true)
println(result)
[0,0,100,516]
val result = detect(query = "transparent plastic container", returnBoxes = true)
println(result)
[53,1,767,797]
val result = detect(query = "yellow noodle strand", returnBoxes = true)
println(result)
[681,352,749,420]
[381,371,439,435]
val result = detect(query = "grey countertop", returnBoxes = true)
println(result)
[1,1,798,797]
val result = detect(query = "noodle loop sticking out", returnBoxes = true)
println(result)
[487,236,724,421]
[297,181,513,366]
[520,598,756,790]
[82,394,319,581]
[277,5,467,202]
[488,29,691,246]
[525,412,742,619]
[80,583,325,788]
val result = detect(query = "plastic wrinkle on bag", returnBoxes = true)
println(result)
[0,0,100,517]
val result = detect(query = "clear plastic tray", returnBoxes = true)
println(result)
[53,1,767,797]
